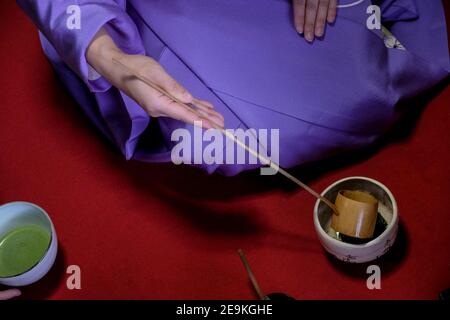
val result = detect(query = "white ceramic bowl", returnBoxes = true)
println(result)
[0,202,58,286]
[313,177,398,263]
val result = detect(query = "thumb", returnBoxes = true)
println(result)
[0,289,21,300]
[152,68,193,104]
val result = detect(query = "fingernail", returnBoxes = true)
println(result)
[315,28,324,37]
[193,120,203,128]
[197,109,209,119]
[9,289,21,298]
[328,15,336,24]
[306,32,314,42]
[203,120,213,129]
[297,27,304,34]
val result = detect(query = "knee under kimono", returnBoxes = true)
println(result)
[18,0,449,175]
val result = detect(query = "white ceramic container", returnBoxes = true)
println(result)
[314,177,399,263]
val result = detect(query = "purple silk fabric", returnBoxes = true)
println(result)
[17,0,449,175]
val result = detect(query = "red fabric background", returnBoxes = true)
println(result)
[0,1,449,299]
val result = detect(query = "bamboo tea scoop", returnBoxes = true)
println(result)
[111,58,382,239]
[111,57,338,215]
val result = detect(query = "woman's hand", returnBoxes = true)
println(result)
[86,29,224,129]
[0,289,21,300]
[293,0,337,42]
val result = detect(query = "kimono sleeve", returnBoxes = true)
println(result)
[16,0,145,92]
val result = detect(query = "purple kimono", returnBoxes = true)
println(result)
[17,0,449,175]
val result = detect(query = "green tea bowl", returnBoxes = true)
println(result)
[0,202,57,286]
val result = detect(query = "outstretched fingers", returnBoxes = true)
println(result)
[192,98,225,128]
[293,0,307,34]
[327,0,337,24]
[142,64,224,129]
[0,289,21,300]
[293,0,337,42]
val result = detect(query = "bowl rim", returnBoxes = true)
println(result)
[0,201,56,279]
[313,176,398,249]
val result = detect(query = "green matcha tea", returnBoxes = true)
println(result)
[0,225,51,277]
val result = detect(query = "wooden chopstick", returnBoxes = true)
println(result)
[111,57,339,215]
[238,249,265,300]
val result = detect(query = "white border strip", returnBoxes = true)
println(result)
[337,0,365,8]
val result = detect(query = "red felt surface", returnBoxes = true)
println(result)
[1,1,449,300]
